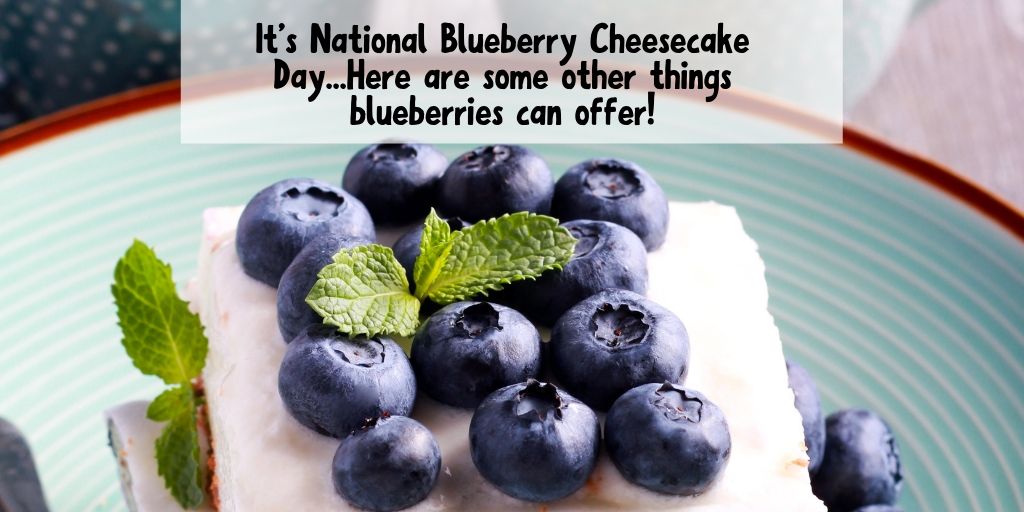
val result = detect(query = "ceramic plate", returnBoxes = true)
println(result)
[0,83,1021,511]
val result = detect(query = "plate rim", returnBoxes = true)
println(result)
[0,79,1021,243]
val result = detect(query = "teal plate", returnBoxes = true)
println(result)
[0,84,1022,511]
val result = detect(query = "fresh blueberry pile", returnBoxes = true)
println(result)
[234,143,904,511]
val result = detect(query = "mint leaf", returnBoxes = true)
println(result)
[412,209,454,296]
[112,240,207,385]
[112,240,208,509]
[154,404,204,509]
[307,211,575,337]
[306,245,420,337]
[147,385,195,422]
[418,212,577,305]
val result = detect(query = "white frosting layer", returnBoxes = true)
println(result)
[114,202,824,511]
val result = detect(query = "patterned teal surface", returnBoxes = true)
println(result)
[0,105,1022,511]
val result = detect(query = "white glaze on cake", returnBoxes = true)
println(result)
[109,202,824,511]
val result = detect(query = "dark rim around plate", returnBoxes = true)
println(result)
[0,80,1021,243]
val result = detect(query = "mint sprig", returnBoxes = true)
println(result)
[412,210,455,295]
[306,245,421,337]
[147,385,204,508]
[112,241,207,509]
[307,209,576,338]
[416,210,577,304]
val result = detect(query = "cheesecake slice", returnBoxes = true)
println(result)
[107,202,825,511]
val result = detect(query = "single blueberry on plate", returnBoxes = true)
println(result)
[342,143,448,225]
[812,409,903,512]
[786,359,826,476]
[392,216,472,290]
[277,234,372,343]
[469,380,600,502]
[605,383,731,496]
[278,325,415,438]
[412,301,542,408]
[552,158,669,250]
[550,289,689,411]
[493,219,648,326]
[236,178,375,287]
[332,414,441,512]
[437,145,554,221]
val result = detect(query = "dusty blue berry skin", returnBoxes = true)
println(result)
[550,289,689,411]
[552,158,669,250]
[412,302,542,408]
[276,234,372,343]
[438,145,554,221]
[812,409,903,512]
[469,380,600,503]
[493,219,648,326]
[786,359,826,476]
[605,383,731,496]
[0,417,49,512]
[278,326,415,438]
[332,415,441,512]
[236,178,375,287]
[342,143,448,225]
[392,217,472,291]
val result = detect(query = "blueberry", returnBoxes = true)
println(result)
[493,219,648,326]
[853,506,903,512]
[811,409,903,512]
[605,383,731,496]
[332,414,441,512]
[438,145,554,221]
[786,359,826,476]
[342,143,448,225]
[392,216,472,290]
[277,234,372,343]
[236,178,375,287]
[412,302,542,408]
[550,289,689,411]
[0,418,48,512]
[469,380,600,502]
[278,325,416,438]
[552,158,669,250]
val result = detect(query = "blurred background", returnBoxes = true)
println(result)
[0,0,1022,206]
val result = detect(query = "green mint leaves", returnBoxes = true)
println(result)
[112,241,207,383]
[414,210,577,304]
[412,210,456,296]
[112,241,207,509]
[147,386,204,508]
[306,209,576,338]
[305,245,422,337]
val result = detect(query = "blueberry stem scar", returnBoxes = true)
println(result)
[591,303,649,348]
[653,382,703,423]
[515,380,565,421]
